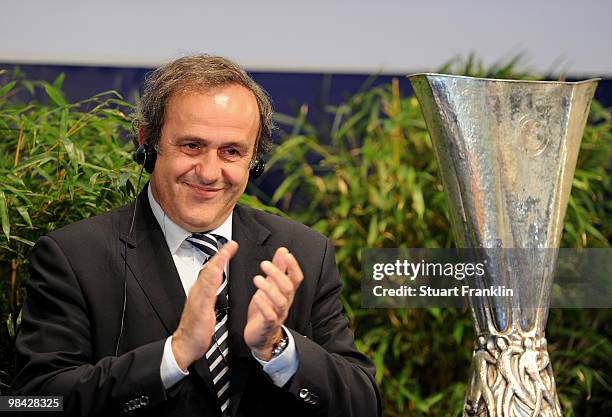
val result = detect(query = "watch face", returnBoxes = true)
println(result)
[272,336,289,357]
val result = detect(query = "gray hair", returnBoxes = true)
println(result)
[134,54,273,158]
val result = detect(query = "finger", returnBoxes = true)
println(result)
[260,260,294,296]
[197,241,239,299]
[198,240,238,282]
[253,290,279,323]
[271,247,289,273]
[197,265,223,301]
[204,240,239,271]
[284,253,304,288]
[253,275,289,314]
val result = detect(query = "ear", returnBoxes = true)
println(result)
[137,128,147,146]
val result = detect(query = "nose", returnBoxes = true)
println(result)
[195,151,222,184]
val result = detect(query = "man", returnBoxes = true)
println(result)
[13,55,381,416]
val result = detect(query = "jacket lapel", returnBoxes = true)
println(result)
[120,190,186,337]
[228,205,272,417]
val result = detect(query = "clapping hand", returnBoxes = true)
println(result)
[244,247,304,360]
[172,241,239,371]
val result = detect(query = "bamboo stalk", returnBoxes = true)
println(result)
[13,121,24,167]
[9,260,16,311]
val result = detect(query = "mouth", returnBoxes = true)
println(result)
[184,182,224,199]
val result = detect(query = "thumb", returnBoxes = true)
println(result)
[197,241,239,302]
[199,263,224,303]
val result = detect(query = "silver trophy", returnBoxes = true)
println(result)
[408,73,598,417]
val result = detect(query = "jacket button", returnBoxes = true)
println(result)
[299,388,310,400]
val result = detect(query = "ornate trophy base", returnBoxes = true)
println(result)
[464,332,562,417]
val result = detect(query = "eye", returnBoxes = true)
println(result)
[180,142,202,154]
[220,147,242,160]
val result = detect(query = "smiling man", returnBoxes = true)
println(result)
[148,85,258,232]
[13,55,381,417]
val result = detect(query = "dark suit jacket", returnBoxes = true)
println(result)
[13,190,382,417]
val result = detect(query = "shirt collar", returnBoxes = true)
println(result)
[147,184,233,254]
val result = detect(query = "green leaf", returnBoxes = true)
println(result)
[61,137,79,171]
[271,170,301,204]
[412,185,425,219]
[52,72,66,90]
[43,83,68,107]
[6,314,15,338]
[6,175,26,188]
[33,165,55,183]
[89,172,101,188]
[367,215,379,246]
[9,235,35,246]
[576,366,593,399]
[420,392,444,411]
[453,322,464,345]
[428,307,442,321]
[0,191,10,241]
[266,135,308,168]
[584,223,607,244]
[331,221,350,240]
[0,80,17,97]
[119,172,131,187]
[15,205,32,228]
[23,79,35,95]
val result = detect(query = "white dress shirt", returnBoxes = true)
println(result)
[147,186,299,389]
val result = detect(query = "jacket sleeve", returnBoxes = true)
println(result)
[285,238,382,417]
[13,236,167,416]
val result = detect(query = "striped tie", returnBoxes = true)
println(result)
[187,233,230,417]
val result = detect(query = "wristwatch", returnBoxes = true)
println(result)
[271,332,289,357]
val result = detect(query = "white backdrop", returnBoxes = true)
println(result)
[1,0,611,76]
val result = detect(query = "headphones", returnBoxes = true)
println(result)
[133,142,266,178]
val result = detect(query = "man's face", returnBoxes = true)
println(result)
[145,84,259,232]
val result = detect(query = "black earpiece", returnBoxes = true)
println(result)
[249,156,265,179]
[133,143,157,174]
